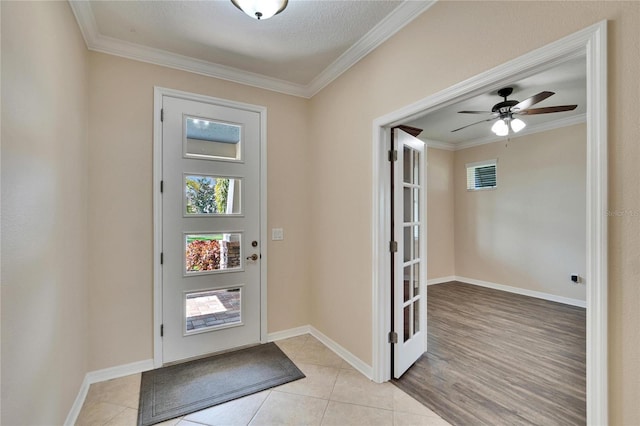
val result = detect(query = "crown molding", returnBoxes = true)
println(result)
[305,1,437,97]
[423,113,586,151]
[68,0,435,99]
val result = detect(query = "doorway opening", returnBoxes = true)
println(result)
[372,21,607,425]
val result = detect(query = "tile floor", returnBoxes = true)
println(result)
[76,334,450,426]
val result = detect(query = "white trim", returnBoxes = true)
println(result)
[65,359,154,425]
[309,326,373,380]
[455,277,586,308]
[426,276,456,286]
[267,325,311,342]
[372,21,607,425]
[421,113,586,152]
[68,1,435,99]
[153,87,268,367]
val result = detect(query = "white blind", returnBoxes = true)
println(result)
[466,159,497,190]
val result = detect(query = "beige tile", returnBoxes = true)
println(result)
[86,374,141,409]
[275,363,339,399]
[321,401,393,426]
[76,401,127,426]
[339,360,357,372]
[249,391,327,426]
[104,408,138,426]
[184,390,270,425]
[329,369,395,410]
[177,421,207,426]
[392,387,437,417]
[394,412,451,426]
[154,418,183,426]
[290,338,343,368]
[274,334,310,358]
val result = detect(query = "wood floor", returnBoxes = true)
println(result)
[393,281,586,426]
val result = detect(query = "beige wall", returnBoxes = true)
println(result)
[426,147,455,279]
[308,1,639,423]
[454,124,587,301]
[87,52,311,370]
[1,2,90,424]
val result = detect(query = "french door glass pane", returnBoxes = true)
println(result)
[403,146,412,183]
[404,265,411,302]
[185,233,241,274]
[413,300,420,334]
[413,263,420,296]
[403,305,411,342]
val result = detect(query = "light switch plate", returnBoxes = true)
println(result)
[272,228,284,241]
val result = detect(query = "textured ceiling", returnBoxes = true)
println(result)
[71,0,435,96]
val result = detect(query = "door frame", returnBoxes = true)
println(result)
[152,86,268,367]
[371,21,607,424]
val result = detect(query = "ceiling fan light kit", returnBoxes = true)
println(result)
[231,0,288,20]
[452,87,578,136]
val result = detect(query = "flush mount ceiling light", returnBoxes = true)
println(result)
[231,0,288,20]
[452,87,578,136]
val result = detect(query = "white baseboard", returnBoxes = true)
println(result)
[64,358,154,426]
[267,325,311,342]
[309,326,373,380]
[455,276,587,308]
[427,276,456,286]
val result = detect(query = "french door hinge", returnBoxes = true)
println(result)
[160,180,164,193]
[389,241,398,252]
[160,252,164,265]
[160,324,164,337]
[388,331,398,344]
[388,149,398,162]
[160,108,164,122]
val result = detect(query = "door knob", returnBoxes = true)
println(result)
[246,253,259,261]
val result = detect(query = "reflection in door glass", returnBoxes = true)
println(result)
[185,175,241,215]
[186,288,241,333]
[185,117,241,160]
[185,233,241,274]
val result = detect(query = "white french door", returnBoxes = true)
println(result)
[393,128,427,378]
[161,95,262,364]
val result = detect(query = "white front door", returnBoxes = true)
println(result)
[393,128,427,378]
[161,95,262,364]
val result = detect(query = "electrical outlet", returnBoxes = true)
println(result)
[571,274,581,284]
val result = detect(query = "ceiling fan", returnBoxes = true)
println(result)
[451,87,578,136]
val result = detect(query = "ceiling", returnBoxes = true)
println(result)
[69,0,435,98]
[405,56,587,149]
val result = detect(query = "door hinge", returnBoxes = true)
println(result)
[160,324,164,337]
[160,252,164,265]
[389,241,398,252]
[160,180,164,193]
[160,108,164,122]
[388,331,398,344]
[388,150,398,162]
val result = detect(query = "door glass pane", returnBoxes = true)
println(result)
[413,150,420,183]
[185,233,241,274]
[413,226,420,260]
[185,175,241,215]
[186,288,241,333]
[403,146,412,183]
[413,300,420,334]
[403,187,411,222]
[404,265,411,302]
[403,305,411,342]
[403,226,411,262]
[185,117,241,161]
[413,263,420,296]
[412,188,420,223]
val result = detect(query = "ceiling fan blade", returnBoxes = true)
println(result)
[458,110,498,115]
[451,117,498,132]
[511,91,555,112]
[517,105,578,115]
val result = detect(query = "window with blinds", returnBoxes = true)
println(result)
[466,159,497,191]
